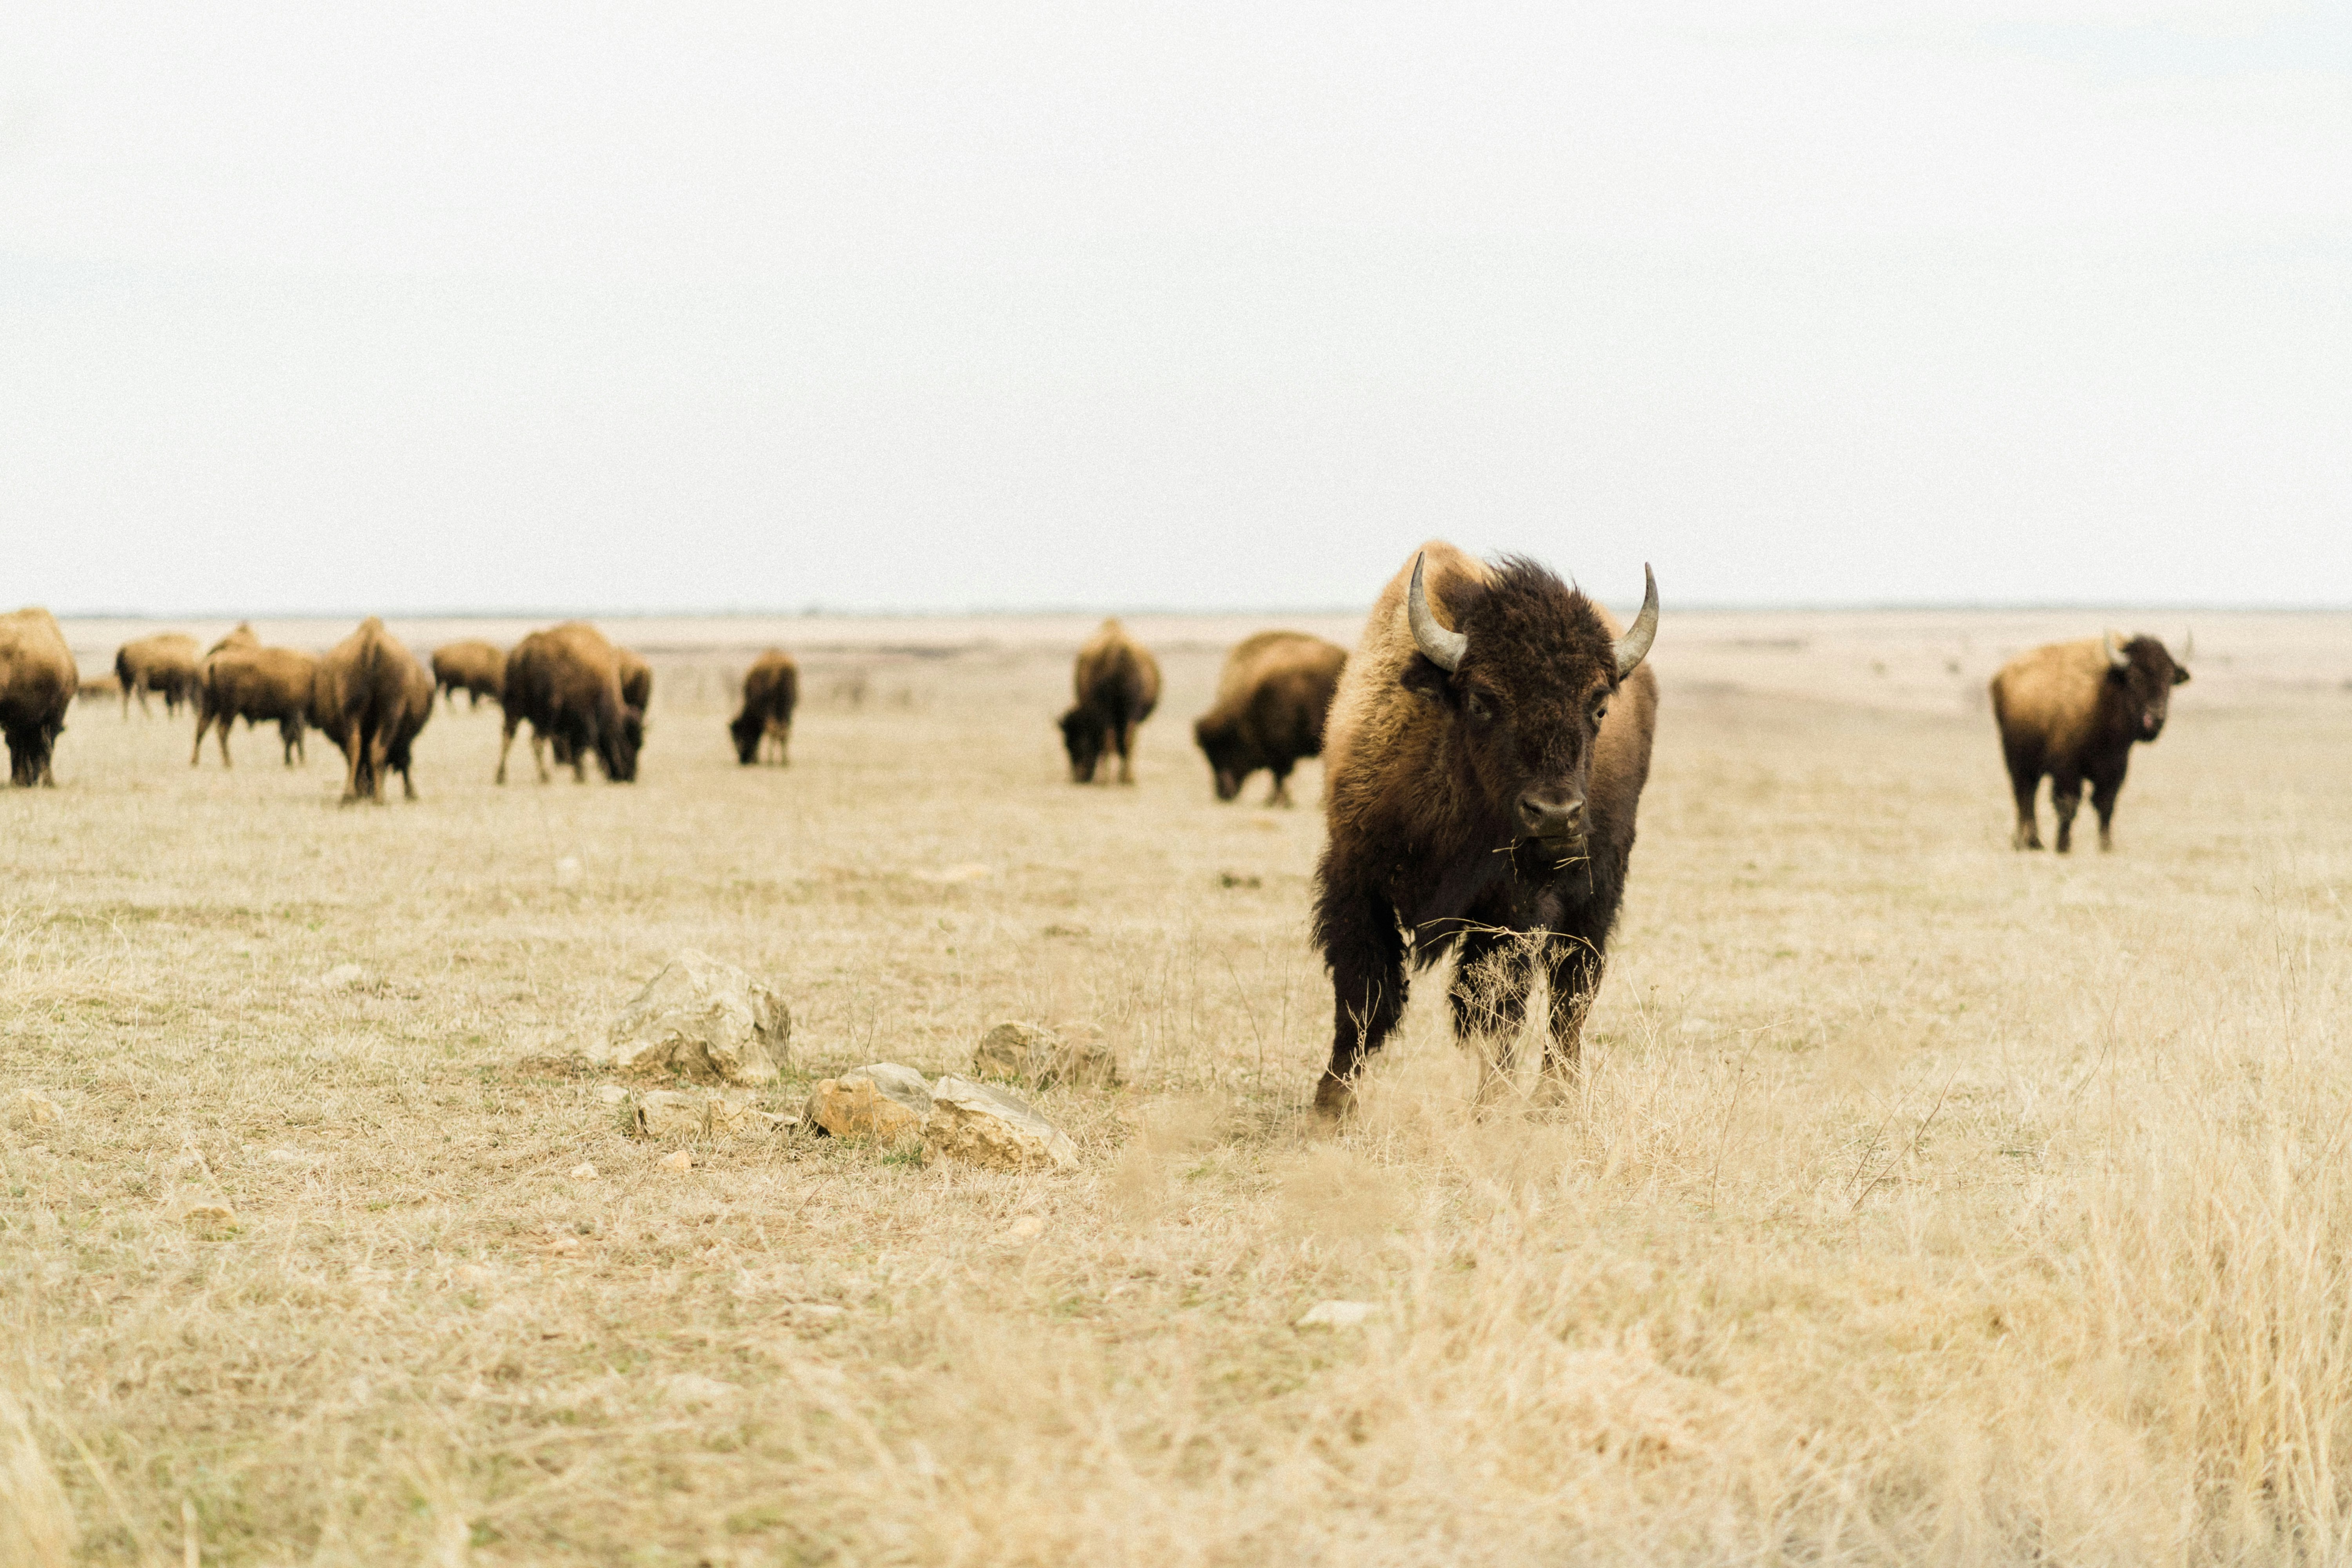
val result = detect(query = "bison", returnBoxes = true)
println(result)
[0,607,77,786]
[114,633,202,717]
[1059,619,1160,784]
[1990,632,2189,853]
[1310,543,1659,1117]
[192,635,317,768]
[1194,631,1348,806]
[430,640,505,710]
[496,622,641,784]
[730,650,800,765]
[316,618,434,802]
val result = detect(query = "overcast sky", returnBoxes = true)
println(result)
[2,3,2345,613]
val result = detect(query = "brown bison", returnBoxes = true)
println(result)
[430,639,505,710]
[1194,631,1348,806]
[0,607,78,786]
[1059,619,1160,784]
[316,619,435,802]
[731,650,800,765]
[114,633,202,717]
[1310,543,1659,1117]
[1990,632,2189,853]
[192,634,317,768]
[497,622,641,784]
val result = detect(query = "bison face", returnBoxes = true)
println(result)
[601,706,643,782]
[2108,636,2189,741]
[1060,707,1106,783]
[1194,717,1249,801]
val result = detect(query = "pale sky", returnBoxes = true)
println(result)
[2,3,2346,613]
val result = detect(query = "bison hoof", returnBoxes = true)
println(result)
[1311,1073,1357,1122]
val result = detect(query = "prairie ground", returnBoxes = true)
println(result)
[6,610,2352,1565]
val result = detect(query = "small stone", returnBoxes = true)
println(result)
[924,1076,1078,1171]
[634,1091,708,1140]
[804,1063,932,1140]
[1296,1299,1377,1329]
[14,1090,60,1126]
[601,949,790,1085]
[322,963,365,990]
[972,1021,1117,1090]
[1004,1214,1045,1241]
[662,1372,739,1407]
[183,1202,238,1228]
[568,1162,598,1180]
[660,1150,694,1172]
[555,856,583,888]
[595,1085,630,1105]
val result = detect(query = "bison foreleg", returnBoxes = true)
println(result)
[1266,762,1294,808]
[1314,883,1408,1118]
[2090,759,2126,852]
[1449,930,1534,1109]
[2051,770,2083,854]
[494,719,518,785]
[1536,934,1606,1102]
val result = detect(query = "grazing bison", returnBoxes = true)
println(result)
[0,607,77,787]
[1059,619,1160,784]
[1194,631,1348,806]
[316,619,434,802]
[192,638,318,768]
[731,650,800,765]
[497,622,641,784]
[114,633,202,717]
[430,639,505,710]
[1310,543,1659,1117]
[1990,632,2189,853]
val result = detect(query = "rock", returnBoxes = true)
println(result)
[660,1150,694,1172]
[924,1076,1078,1171]
[595,1085,630,1105]
[804,1063,932,1139]
[1296,1299,1377,1329]
[182,1202,238,1229]
[711,1095,797,1138]
[603,950,789,1085]
[633,1091,709,1140]
[1004,1214,1045,1241]
[568,1162,598,1180]
[13,1090,60,1126]
[972,1021,1117,1090]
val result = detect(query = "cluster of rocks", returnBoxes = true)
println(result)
[803,1064,1077,1172]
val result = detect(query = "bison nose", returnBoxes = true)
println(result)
[1516,790,1584,840]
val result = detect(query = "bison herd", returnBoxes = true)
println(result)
[0,546,2204,1116]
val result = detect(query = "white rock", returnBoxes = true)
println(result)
[972,1021,1118,1090]
[568,1162,598,1180]
[1296,1299,1377,1329]
[602,949,789,1085]
[660,1150,694,1172]
[804,1063,932,1139]
[633,1090,708,1140]
[925,1076,1078,1171]
[13,1090,61,1126]
[1004,1214,1045,1241]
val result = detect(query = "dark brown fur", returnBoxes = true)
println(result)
[430,639,505,710]
[316,618,432,803]
[0,607,77,787]
[1059,619,1160,784]
[1990,634,2188,852]
[192,639,318,769]
[1310,543,1659,1116]
[114,633,202,717]
[731,650,800,765]
[1194,631,1347,806]
[497,623,641,785]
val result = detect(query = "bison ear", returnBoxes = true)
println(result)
[1398,654,1454,707]
[2172,666,2190,686]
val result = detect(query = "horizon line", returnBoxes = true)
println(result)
[44,601,2352,620]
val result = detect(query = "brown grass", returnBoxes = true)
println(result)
[5,616,2352,1564]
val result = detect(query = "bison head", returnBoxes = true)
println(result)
[1193,715,1251,801]
[2105,632,2189,741]
[1059,706,1106,782]
[730,709,765,765]
[599,705,643,782]
[1399,553,1657,863]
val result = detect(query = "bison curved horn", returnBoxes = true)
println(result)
[1613,564,1660,679]
[2103,631,2130,670]
[1407,552,1467,673]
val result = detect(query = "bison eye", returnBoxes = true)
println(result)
[1592,702,1608,724]
[1463,691,1494,724]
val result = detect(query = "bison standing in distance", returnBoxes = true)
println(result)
[497,622,641,784]
[115,633,202,718]
[0,607,77,786]
[192,631,317,769]
[731,650,800,765]
[1311,543,1659,1118]
[1990,632,2189,853]
[316,619,434,802]
[1059,619,1160,784]
[431,640,505,710]
[1194,631,1347,806]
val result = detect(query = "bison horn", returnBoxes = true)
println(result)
[2103,631,2129,670]
[1613,564,1659,679]
[1407,552,1468,673]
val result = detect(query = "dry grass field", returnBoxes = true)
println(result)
[7,610,2352,1565]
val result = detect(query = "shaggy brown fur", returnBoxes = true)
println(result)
[316,619,432,803]
[114,633,202,718]
[430,640,505,710]
[1060,620,1160,784]
[1311,542,1659,1117]
[731,650,800,765]
[0,607,77,786]
[1194,631,1347,806]
[1990,634,2188,853]
[192,640,318,769]
[497,623,640,785]
[205,624,260,659]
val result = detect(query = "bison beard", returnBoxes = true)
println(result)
[1310,543,1659,1117]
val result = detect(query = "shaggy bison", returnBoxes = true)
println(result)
[192,633,317,768]
[1059,619,1160,784]
[431,640,505,710]
[731,650,800,765]
[316,619,434,802]
[1990,632,2189,852]
[0,607,77,786]
[497,623,641,784]
[1310,543,1659,1117]
[114,633,202,717]
[1194,631,1347,806]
